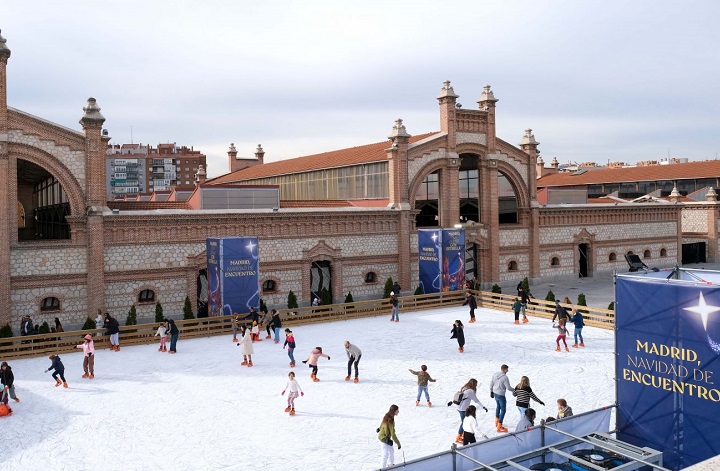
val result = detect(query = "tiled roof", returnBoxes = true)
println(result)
[107,201,190,211]
[209,132,438,183]
[537,160,720,187]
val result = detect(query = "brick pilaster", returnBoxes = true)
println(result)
[0,38,11,328]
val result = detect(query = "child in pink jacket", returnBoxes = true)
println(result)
[76,334,96,379]
[302,347,330,382]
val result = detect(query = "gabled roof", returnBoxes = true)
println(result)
[209,132,438,184]
[537,160,720,187]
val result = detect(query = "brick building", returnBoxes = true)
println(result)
[0,29,699,332]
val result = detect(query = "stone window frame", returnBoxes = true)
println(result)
[261,278,279,293]
[136,288,157,305]
[643,249,652,259]
[39,294,63,313]
[550,256,560,267]
[660,248,668,257]
[507,260,519,272]
[609,252,617,262]
[363,271,379,284]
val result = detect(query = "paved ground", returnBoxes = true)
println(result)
[518,261,720,310]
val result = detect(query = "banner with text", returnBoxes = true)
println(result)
[206,237,260,317]
[418,229,465,294]
[616,274,720,470]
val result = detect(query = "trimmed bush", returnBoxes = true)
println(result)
[521,277,530,295]
[384,277,394,298]
[154,302,164,322]
[287,290,298,310]
[545,290,556,302]
[126,305,137,326]
[491,284,502,294]
[0,324,14,338]
[39,321,51,334]
[183,296,195,320]
[414,286,423,295]
[259,298,268,312]
[82,317,97,330]
[344,292,354,304]
[320,287,332,306]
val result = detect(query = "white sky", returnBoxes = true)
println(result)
[0,304,614,470]
[3,1,719,177]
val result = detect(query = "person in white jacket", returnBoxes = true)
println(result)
[448,378,487,444]
[489,364,514,433]
[281,371,304,415]
[462,405,480,445]
[344,341,362,383]
[237,325,254,367]
[154,321,168,352]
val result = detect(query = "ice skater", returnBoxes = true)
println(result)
[0,361,20,404]
[377,404,401,468]
[451,320,465,353]
[105,314,120,351]
[552,299,570,324]
[250,320,261,342]
[518,287,532,321]
[512,375,544,417]
[490,364,514,433]
[389,292,400,322]
[75,334,96,379]
[168,319,179,354]
[45,354,68,388]
[409,364,436,406]
[271,309,282,343]
[95,310,105,337]
[554,318,569,352]
[463,292,477,323]
[302,347,330,382]
[344,340,361,383]
[462,405,479,445]
[511,297,523,324]
[448,378,487,444]
[237,325,254,367]
[283,328,296,367]
[569,308,585,347]
[261,308,273,340]
[281,371,304,415]
[231,314,240,342]
[155,320,168,352]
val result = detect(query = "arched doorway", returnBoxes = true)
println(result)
[311,260,332,304]
[17,159,71,240]
[196,269,209,318]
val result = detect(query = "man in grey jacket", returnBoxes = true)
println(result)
[344,341,362,383]
[490,364,514,432]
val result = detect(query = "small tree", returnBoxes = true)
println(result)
[384,277,394,298]
[521,277,530,295]
[287,290,298,310]
[154,302,164,322]
[183,296,195,319]
[608,301,615,311]
[39,321,51,334]
[577,293,589,313]
[414,286,423,295]
[126,304,137,326]
[82,317,97,330]
[320,287,332,306]
[259,298,268,313]
[545,290,556,302]
[491,284,502,294]
[344,291,354,304]
[0,324,13,338]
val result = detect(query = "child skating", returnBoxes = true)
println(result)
[569,308,585,347]
[463,292,477,323]
[250,320,261,342]
[511,297,523,324]
[237,325,254,366]
[281,371,304,415]
[302,347,330,381]
[283,328,296,367]
[45,354,68,388]
[155,320,168,352]
[409,364,436,406]
[231,314,240,342]
[554,318,569,352]
[451,320,465,353]
[75,334,95,379]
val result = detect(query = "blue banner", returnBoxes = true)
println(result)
[441,229,465,292]
[616,274,720,470]
[206,237,260,317]
[418,229,442,294]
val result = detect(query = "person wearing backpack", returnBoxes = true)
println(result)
[447,378,487,444]
[490,364,514,433]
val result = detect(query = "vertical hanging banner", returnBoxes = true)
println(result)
[418,229,465,294]
[206,237,260,317]
[616,269,720,470]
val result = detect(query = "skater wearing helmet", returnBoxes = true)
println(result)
[451,320,465,353]
[302,347,330,382]
[344,340,361,383]
[237,325,254,367]
[75,334,96,379]
[281,371,304,415]
[283,329,296,367]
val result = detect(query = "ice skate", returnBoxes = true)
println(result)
[353,377,359,383]
[115,346,120,351]
[458,346,464,353]
[572,344,579,348]
[394,319,399,322]
[579,342,585,347]
[274,340,279,344]
[289,362,295,367]
[514,320,519,325]
[265,335,271,339]
[390,317,394,322]
[312,375,320,382]
[232,338,237,342]
[427,401,432,407]
[247,360,253,367]
[285,406,292,412]
[289,409,296,415]
[345,376,351,381]
[522,317,529,323]
[469,318,476,323]
[555,346,561,351]
[54,378,62,387]
[89,374,94,379]
[455,433,463,444]
[497,423,508,433]
[62,382,68,388]
[162,347,167,352]
[415,400,420,406]
[82,373,89,378]
[565,347,570,352]
[241,360,248,366]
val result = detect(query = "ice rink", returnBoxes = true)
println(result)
[1,304,614,471]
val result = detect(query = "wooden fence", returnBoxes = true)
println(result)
[0,289,613,360]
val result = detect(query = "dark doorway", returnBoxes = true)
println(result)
[578,243,589,278]
[311,261,332,304]
[682,242,707,264]
[197,269,208,318]
[465,243,478,287]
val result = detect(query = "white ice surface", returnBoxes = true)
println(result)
[0,305,614,471]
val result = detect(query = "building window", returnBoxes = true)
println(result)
[551,257,560,266]
[627,251,634,255]
[660,248,668,257]
[41,296,61,311]
[643,249,651,259]
[262,280,277,292]
[364,271,377,283]
[138,289,155,303]
[508,260,518,271]
[609,252,617,262]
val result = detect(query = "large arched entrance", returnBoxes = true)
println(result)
[17,159,71,240]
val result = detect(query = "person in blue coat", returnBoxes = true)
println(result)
[569,308,585,347]
[45,355,68,388]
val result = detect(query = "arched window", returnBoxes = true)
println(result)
[262,280,277,292]
[643,249,651,259]
[498,173,518,224]
[508,260,518,271]
[660,248,668,257]
[627,251,634,255]
[609,252,617,262]
[364,272,377,283]
[138,289,155,303]
[41,296,60,311]
[551,257,560,266]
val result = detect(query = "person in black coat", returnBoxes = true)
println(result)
[167,319,180,354]
[0,362,20,403]
[45,355,67,388]
[463,292,477,323]
[105,315,121,351]
[551,300,569,323]
[451,320,465,353]
[270,309,282,343]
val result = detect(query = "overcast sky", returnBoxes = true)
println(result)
[3,1,719,177]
